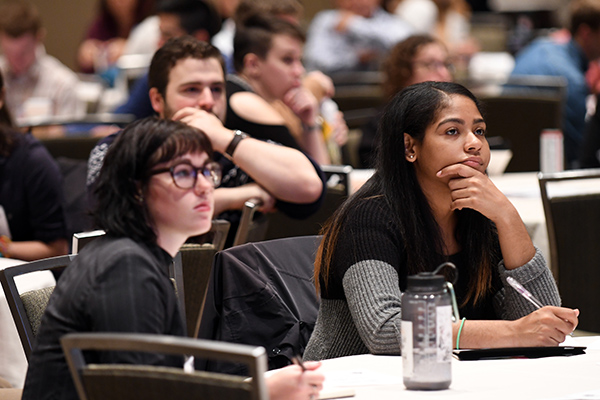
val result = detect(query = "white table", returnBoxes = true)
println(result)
[319,336,600,399]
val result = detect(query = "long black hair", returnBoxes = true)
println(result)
[94,117,213,244]
[315,81,499,305]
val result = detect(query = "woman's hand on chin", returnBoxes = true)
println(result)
[437,163,512,222]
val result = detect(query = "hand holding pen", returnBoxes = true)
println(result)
[263,355,323,400]
[507,276,579,342]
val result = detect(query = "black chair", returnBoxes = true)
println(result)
[40,137,101,161]
[61,332,269,400]
[232,199,270,247]
[178,219,231,338]
[538,169,600,333]
[264,165,352,240]
[0,254,77,359]
[21,113,134,138]
[72,230,106,254]
[466,75,566,172]
[198,235,321,374]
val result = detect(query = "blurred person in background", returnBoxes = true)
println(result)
[0,70,68,261]
[77,0,155,77]
[115,0,222,120]
[359,34,453,167]
[228,15,332,164]
[510,0,600,168]
[0,2,83,125]
[387,0,479,73]
[303,0,414,74]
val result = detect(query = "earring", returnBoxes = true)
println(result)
[409,154,414,159]
[134,192,144,204]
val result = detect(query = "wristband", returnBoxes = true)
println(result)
[302,122,318,131]
[225,130,249,158]
[456,317,466,350]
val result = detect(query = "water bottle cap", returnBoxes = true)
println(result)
[406,273,446,292]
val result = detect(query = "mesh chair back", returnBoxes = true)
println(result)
[0,254,77,359]
[20,286,55,337]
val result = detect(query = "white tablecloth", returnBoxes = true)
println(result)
[319,336,600,399]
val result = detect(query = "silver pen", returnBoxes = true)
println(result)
[506,276,545,309]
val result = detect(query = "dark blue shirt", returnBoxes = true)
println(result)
[0,132,67,242]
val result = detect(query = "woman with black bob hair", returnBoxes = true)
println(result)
[23,117,324,400]
[304,81,579,361]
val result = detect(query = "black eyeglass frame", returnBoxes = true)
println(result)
[149,160,222,189]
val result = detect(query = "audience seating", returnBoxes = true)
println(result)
[20,113,134,136]
[72,230,106,254]
[330,71,385,131]
[0,254,77,360]
[61,332,269,400]
[198,236,321,374]
[538,169,600,333]
[264,165,352,240]
[232,199,270,247]
[467,75,566,172]
[178,219,230,338]
[40,136,102,161]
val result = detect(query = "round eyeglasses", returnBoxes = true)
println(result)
[412,60,454,73]
[150,160,222,189]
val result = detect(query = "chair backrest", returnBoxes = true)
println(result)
[264,165,352,240]
[40,137,101,161]
[198,235,321,374]
[21,114,134,137]
[171,219,231,336]
[0,254,77,360]
[186,219,231,252]
[538,169,600,333]
[61,332,269,400]
[232,199,270,247]
[469,74,566,173]
[178,243,219,338]
[72,230,106,254]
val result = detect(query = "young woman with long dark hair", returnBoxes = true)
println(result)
[305,81,579,360]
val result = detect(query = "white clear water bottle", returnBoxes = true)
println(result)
[320,98,342,164]
[540,129,564,173]
[401,263,458,390]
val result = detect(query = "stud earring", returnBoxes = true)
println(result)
[409,154,414,159]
